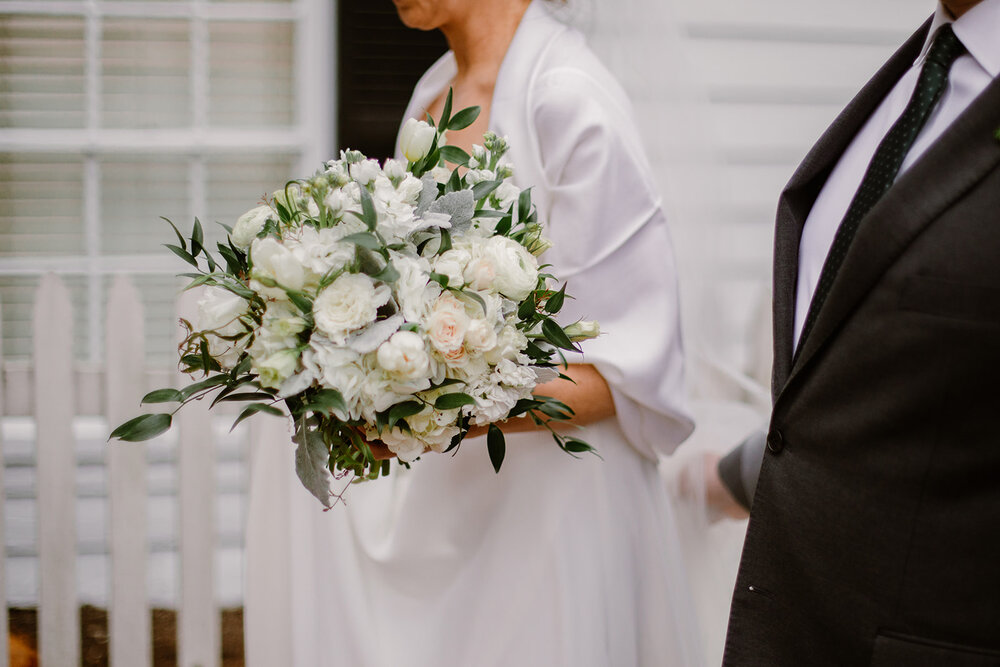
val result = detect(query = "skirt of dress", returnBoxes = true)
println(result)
[245,417,705,667]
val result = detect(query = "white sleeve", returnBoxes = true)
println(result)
[530,68,694,459]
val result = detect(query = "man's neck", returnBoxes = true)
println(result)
[942,0,983,19]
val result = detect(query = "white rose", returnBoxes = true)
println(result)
[313,273,390,344]
[426,292,469,353]
[376,330,430,381]
[231,205,275,250]
[563,319,601,341]
[465,319,497,354]
[250,237,306,298]
[433,248,472,288]
[484,236,538,301]
[399,118,436,162]
[349,159,381,186]
[255,349,299,389]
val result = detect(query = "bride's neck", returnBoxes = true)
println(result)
[440,0,531,84]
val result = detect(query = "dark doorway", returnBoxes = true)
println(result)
[337,1,449,160]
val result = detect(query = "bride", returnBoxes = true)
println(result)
[245,1,704,664]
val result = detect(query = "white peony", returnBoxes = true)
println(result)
[313,273,390,344]
[231,205,275,250]
[399,118,436,162]
[376,330,430,382]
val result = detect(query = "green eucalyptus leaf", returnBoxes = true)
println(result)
[518,188,532,223]
[110,413,172,442]
[487,424,505,473]
[141,388,183,404]
[448,106,482,131]
[440,88,453,130]
[541,317,579,352]
[386,400,423,430]
[164,243,199,268]
[437,228,452,255]
[231,402,283,431]
[302,388,347,416]
[161,217,187,252]
[544,283,567,314]
[178,374,230,400]
[373,261,400,283]
[439,145,470,167]
[471,179,502,201]
[341,232,383,251]
[434,392,476,410]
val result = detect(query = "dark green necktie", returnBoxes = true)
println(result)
[798,23,966,348]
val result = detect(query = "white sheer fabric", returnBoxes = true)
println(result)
[246,2,707,665]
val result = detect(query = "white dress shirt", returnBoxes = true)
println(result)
[793,0,1000,350]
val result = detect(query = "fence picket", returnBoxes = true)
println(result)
[176,289,220,667]
[33,273,79,666]
[0,298,9,667]
[106,276,152,666]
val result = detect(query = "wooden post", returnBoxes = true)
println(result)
[176,289,219,667]
[106,276,152,666]
[33,273,79,666]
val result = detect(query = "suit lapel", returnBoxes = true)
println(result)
[785,74,1000,395]
[770,19,932,399]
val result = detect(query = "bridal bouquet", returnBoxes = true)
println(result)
[112,93,598,507]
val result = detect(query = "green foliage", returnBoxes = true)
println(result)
[487,424,505,473]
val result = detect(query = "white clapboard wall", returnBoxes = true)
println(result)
[1,274,255,666]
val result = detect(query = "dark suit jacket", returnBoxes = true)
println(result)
[723,18,1000,666]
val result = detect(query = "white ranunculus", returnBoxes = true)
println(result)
[255,349,299,389]
[399,118,436,163]
[426,292,469,354]
[196,286,249,370]
[465,318,497,354]
[231,205,275,250]
[313,273,390,344]
[250,237,306,298]
[433,247,471,289]
[484,236,538,301]
[463,254,497,292]
[376,330,430,381]
[349,158,381,186]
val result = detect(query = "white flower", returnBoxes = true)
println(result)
[493,358,537,388]
[484,324,529,365]
[302,339,366,420]
[231,205,275,250]
[393,252,438,322]
[324,189,347,218]
[425,292,469,354]
[396,174,424,206]
[250,237,306,298]
[399,118,436,162]
[287,225,353,277]
[492,181,521,212]
[433,247,471,288]
[255,349,299,389]
[465,318,497,354]
[484,236,538,301]
[349,159,381,186]
[377,331,430,382]
[383,158,406,183]
[465,169,495,186]
[430,166,451,184]
[564,319,601,341]
[463,253,497,292]
[196,286,249,370]
[313,273,390,344]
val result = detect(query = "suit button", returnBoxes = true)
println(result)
[766,429,784,454]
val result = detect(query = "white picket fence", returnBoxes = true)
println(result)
[1,272,266,667]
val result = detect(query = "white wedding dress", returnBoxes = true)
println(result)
[245,3,705,665]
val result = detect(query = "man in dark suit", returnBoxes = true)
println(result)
[719,0,1000,663]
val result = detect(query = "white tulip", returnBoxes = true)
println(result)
[399,118,436,162]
